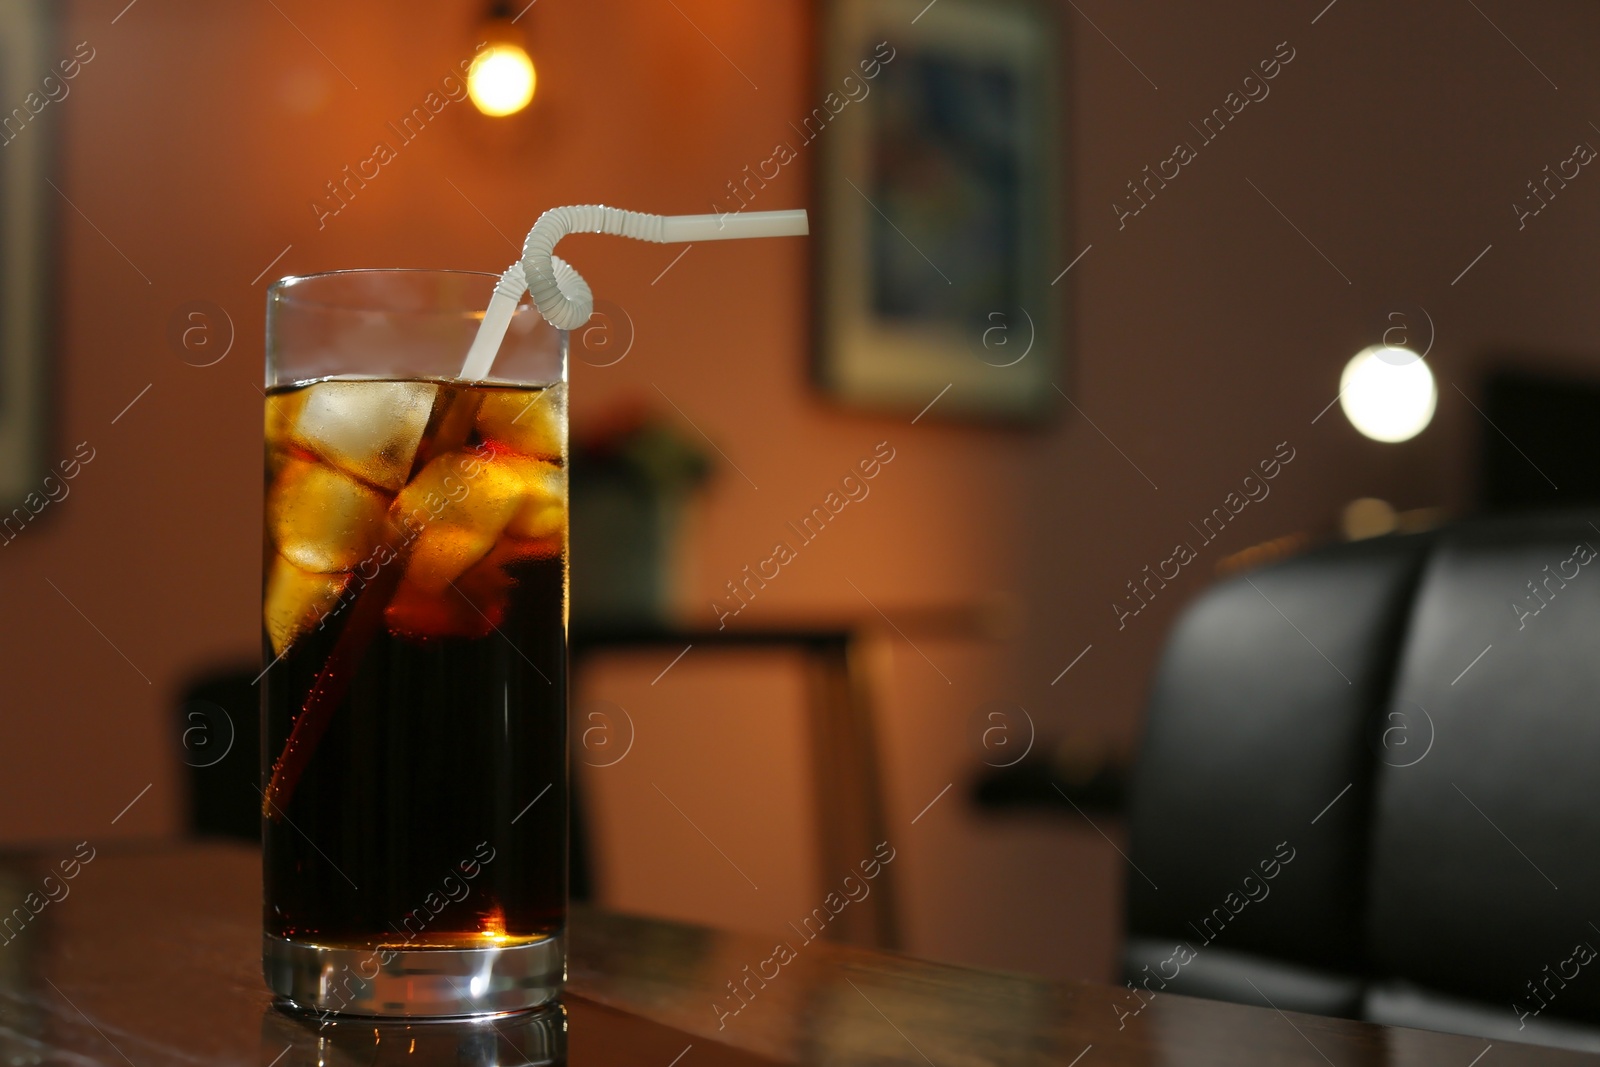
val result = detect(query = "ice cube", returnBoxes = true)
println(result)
[391,450,523,592]
[505,457,567,541]
[269,457,391,573]
[401,527,496,594]
[486,534,563,565]
[263,553,350,656]
[265,389,309,454]
[475,387,565,460]
[385,551,512,641]
[292,380,438,491]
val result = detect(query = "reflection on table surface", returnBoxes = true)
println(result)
[260,1004,568,1066]
[0,843,1591,1065]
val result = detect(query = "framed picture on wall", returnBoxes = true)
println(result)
[815,0,1065,422]
[0,0,53,509]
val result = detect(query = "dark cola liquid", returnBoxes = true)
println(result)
[261,380,567,948]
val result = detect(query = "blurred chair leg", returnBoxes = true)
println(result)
[804,637,899,949]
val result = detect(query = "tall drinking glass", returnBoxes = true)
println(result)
[260,270,568,1016]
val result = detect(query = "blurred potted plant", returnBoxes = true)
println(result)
[569,401,711,627]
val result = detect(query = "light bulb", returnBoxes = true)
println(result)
[468,43,536,117]
[1339,346,1436,443]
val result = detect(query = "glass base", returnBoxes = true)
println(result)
[263,932,564,1018]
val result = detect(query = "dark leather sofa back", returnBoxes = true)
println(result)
[1126,515,1600,1052]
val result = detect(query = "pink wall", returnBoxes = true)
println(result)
[3,0,1600,981]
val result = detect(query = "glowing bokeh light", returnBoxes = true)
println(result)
[1339,346,1436,443]
[468,44,535,117]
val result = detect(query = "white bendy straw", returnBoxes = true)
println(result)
[458,205,809,381]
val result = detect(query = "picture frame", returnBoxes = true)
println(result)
[814,0,1065,422]
[0,0,52,509]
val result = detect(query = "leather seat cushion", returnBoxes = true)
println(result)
[1367,514,1600,1018]
[1127,534,1433,973]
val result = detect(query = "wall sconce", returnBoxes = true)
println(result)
[1339,346,1436,443]
[468,2,536,117]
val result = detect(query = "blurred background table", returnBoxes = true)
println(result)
[0,843,1589,1066]
[571,620,903,948]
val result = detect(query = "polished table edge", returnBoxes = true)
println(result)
[7,842,1597,1064]
[564,907,1600,1065]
